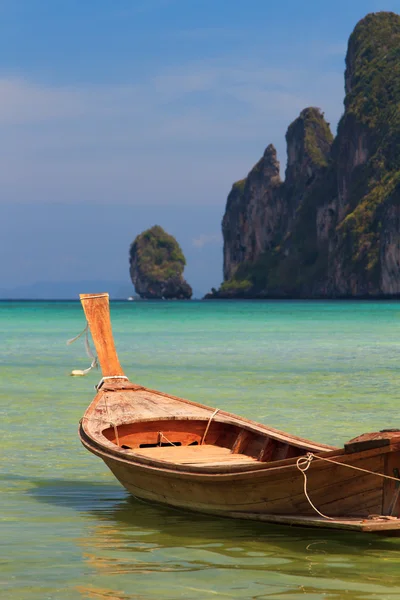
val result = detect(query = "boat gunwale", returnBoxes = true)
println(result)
[79,420,400,478]
[81,383,337,455]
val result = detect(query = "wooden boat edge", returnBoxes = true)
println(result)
[222,512,400,532]
[79,418,400,478]
[84,380,337,453]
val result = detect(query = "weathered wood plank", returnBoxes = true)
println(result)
[259,438,275,462]
[345,431,400,453]
[272,442,290,461]
[135,444,258,466]
[231,430,252,454]
[222,512,400,532]
[383,452,400,516]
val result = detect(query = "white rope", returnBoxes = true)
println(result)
[66,323,88,345]
[67,322,99,376]
[201,409,220,445]
[296,454,334,520]
[296,452,400,520]
[81,293,109,299]
[71,356,98,377]
[158,432,178,447]
[311,452,400,482]
[84,330,95,361]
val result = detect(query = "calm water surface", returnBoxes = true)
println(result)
[2,300,400,599]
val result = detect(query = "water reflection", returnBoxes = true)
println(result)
[20,474,400,599]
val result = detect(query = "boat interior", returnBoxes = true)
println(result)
[102,418,309,467]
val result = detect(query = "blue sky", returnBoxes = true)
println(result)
[1,0,399,296]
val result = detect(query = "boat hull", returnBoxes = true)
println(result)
[81,432,400,527]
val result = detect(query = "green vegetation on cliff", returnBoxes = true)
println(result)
[286,107,334,170]
[216,12,400,299]
[232,179,246,194]
[220,108,334,296]
[335,12,400,288]
[130,225,186,283]
[345,12,400,131]
[129,226,192,300]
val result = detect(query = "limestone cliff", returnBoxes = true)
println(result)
[222,145,283,282]
[212,12,400,299]
[129,226,192,299]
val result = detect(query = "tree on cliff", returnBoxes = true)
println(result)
[213,11,400,299]
[129,225,192,299]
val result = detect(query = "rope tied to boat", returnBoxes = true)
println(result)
[296,452,400,520]
[67,322,98,376]
[201,408,220,445]
[158,432,178,446]
[296,454,334,520]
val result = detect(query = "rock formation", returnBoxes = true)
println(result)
[129,226,192,299]
[210,12,400,298]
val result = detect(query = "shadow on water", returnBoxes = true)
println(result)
[4,471,400,544]
[2,472,127,503]
[9,471,400,546]
[6,473,400,597]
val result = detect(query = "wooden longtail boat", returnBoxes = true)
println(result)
[78,293,400,533]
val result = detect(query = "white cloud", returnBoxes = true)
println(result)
[0,54,345,205]
[192,233,221,248]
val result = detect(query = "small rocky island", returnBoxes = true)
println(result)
[207,12,400,299]
[129,225,192,299]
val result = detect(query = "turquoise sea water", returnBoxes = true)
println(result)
[3,300,400,599]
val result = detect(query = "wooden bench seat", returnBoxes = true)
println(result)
[134,444,258,466]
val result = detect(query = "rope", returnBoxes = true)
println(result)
[67,322,98,376]
[81,413,120,446]
[112,423,120,446]
[296,455,334,520]
[310,452,400,482]
[296,452,400,520]
[158,432,178,447]
[66,323,89,345]
[80,293,108,299]
[70,357,98,377]
[201,409,220,445]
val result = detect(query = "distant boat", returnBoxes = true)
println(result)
[127,296,135,301]
[77,293,400,533]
